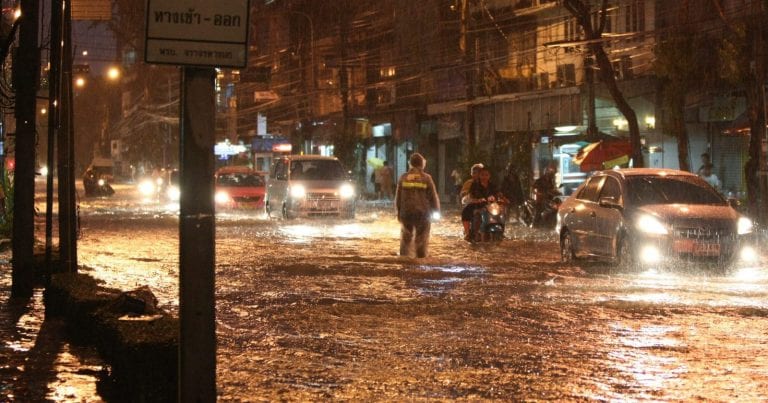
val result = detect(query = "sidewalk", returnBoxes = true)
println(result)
[0,246,105,401]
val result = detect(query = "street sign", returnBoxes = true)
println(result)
[145,0,250,68]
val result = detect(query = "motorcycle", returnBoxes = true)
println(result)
[83,172,115,197]
[468,198,508,243]
[520,189,562,229]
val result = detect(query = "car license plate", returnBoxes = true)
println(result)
[693,242,720,256]
[673,239,720,256]
[311,200,337,211]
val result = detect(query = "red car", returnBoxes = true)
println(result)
[214,166,266,210]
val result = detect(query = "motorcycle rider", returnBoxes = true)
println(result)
[395,153,440,258]
[500,162,525,223]
[532,164,558,227]
[82,167,98,196]
[463,166,503,242]
[460,163,484,240]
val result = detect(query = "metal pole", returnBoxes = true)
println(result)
[179,67,217,401]
[45,0,63,274]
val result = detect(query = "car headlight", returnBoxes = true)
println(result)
[167,185,180,201]
[97,179,105,186]
[636,214,668,235]
[138,179,155,196]
[339,183,355,199]
[738,216,754,235]
[215,190,230,204]
[290,184,306,198]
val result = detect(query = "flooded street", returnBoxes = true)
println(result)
[3,182,766,400]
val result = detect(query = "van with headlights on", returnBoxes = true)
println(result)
[265,155,356,219]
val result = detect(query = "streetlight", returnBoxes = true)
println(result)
[107,66,121,81]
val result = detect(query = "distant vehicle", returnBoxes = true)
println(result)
[138,168,178,202]
[265,155,355,219]
[214,166,266,210]
[82,157,115,197]
[556,168,757,270]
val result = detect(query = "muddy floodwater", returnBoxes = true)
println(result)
[3,183,767,401]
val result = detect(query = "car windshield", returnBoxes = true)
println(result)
[290,160,346,180]
[626,175,725,206]
[217,172,264,187]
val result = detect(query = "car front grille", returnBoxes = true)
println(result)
[673,227,734,241]
[306,193,339,202]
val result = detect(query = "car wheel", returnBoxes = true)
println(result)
[616,235,635,271]
[560,230,576,263]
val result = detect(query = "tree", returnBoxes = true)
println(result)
[563,0,644,167]
[654,4,720,172]
[712,0,767,221]
[97,0,180,171]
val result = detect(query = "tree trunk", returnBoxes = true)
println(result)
[591,45,644,167]
[670,91,691,171]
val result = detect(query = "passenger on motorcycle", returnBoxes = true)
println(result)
[460,163,484,239]
[462,167,505,242]
[532,164,558,227]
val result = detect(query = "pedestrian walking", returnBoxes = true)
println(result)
[377,161,394,200]
[395,153,440,258]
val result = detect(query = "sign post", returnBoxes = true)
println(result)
[145,1,249,399]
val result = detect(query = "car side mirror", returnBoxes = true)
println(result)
[599,196,622,210]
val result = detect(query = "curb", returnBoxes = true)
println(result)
[44,272,178,401]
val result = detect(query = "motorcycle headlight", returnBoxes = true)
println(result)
[97,179,105,186]
[156,177,164,186]
[138,180,155,196]
[738,216,754,235]
[431,211,441,221]
[290,184,306,198]
[488,202,500,216]
[215,190,230,204]
[339,183,355,199]
[636,214,668,235]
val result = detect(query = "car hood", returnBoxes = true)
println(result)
[637,204,739,228]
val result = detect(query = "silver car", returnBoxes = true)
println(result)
[265,155,356,219]
[556,168,757,270]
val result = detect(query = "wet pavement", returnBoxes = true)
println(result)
[2,181,768,400]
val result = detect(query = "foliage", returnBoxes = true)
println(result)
[654,26,721,171]
[0,170,12,237]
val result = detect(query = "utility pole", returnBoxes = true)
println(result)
[11,0,41,298]
[57,0,77,272]
[46,0,63,273]
[461,0,476,149]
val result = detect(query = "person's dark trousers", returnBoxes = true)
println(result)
[400,217,431,258]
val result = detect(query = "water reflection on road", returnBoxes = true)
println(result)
[66,188,768,400]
